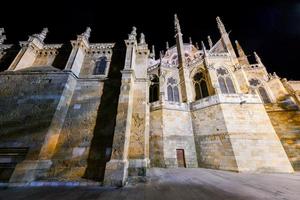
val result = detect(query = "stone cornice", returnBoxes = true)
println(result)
[89,43,115,49]
[0,44,13,50]
[43,44,63,50]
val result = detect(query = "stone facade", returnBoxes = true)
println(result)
[0,15,299,186]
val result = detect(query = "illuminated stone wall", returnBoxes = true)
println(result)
[266,104,300,171]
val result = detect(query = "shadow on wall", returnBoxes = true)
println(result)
[83,41,125,181]
[52,43,72,70]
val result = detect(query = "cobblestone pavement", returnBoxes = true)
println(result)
[0,168,299,200]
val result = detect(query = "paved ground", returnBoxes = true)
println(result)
[0,168,299,200]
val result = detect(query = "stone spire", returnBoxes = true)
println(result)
[139,33,146,44]
[235,40,246,57]
[128,26,137,40]
[174,14,193,103]
[236,41,248,64]
[201,41,207,57]
[216,16,226,35]
[0,28,6,44]
[235,40,249,65]
[150,45,155,59]
[254,51,263,65]
[81,27,91,40]
[215,16,238,60]
[207,35,213,49]
[166,41,169,49]
[33,28,48,42]
[189,37,192,45]
[174,14,181,35]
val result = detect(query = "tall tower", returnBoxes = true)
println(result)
[175,14,193,102]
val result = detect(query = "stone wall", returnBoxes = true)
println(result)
[222,103,293,172]
[0,72,69,159]
[191,103,238,171]
[150,102,198,168]
[191,94,294,173]
[48,79,104,181]
[266,104,300,171]
[149,108,165,167]
[0,71,70,182]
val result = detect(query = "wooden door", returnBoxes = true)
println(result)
[176,149,186,168]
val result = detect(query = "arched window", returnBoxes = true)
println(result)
[195,83,201,100]
[94,57,107,75]
[167,77,180,102]
[218,77,227,94]
[174,86,180,102]
[200,80,209,97]
[193,72,209,100]
[149,75,159,103]
[216,67,236,94]
[258,87,271,103]
[248,78,271,104]
[226,77,235,93]
[167,85,174,101]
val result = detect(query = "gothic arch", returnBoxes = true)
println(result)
[216,67,236,94]
[166,77,180,102]
[193,71,209,100]
[248,78,272,104]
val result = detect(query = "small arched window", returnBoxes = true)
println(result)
[258,87,271,104]
[216,67,236,94]
[167,85,174,101]
[174,86,180,102]
[94,57,107,75]
[249,78,271,104]
[149,75,159,103]
[193,72,209,100]
[167,77,180,102]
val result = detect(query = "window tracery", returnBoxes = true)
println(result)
[216,67,236,94]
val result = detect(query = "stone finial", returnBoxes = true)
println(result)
[207,35,213,49]
[273,72,279,78]
[159,50,164,60]
[0,28,6,45]
[235,40,246,58]
[195,42,199,50]
[201,41,207,56]
[189,37,193,45]
[216,16,226,34]
[139,33,146,44]
[150,45,155,58]
[82,27,91,40]
[174,14,181,34]
[128,26,137,40]
[254,51,263,65]
[166,41,169,49]
[33,27,48,42]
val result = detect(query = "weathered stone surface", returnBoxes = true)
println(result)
[266,104,300,170]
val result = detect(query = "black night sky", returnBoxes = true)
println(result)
[1,0,300,79]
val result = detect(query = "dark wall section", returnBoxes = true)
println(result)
[84,41,125,181]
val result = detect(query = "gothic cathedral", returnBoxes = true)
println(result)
[0,15,299,186]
